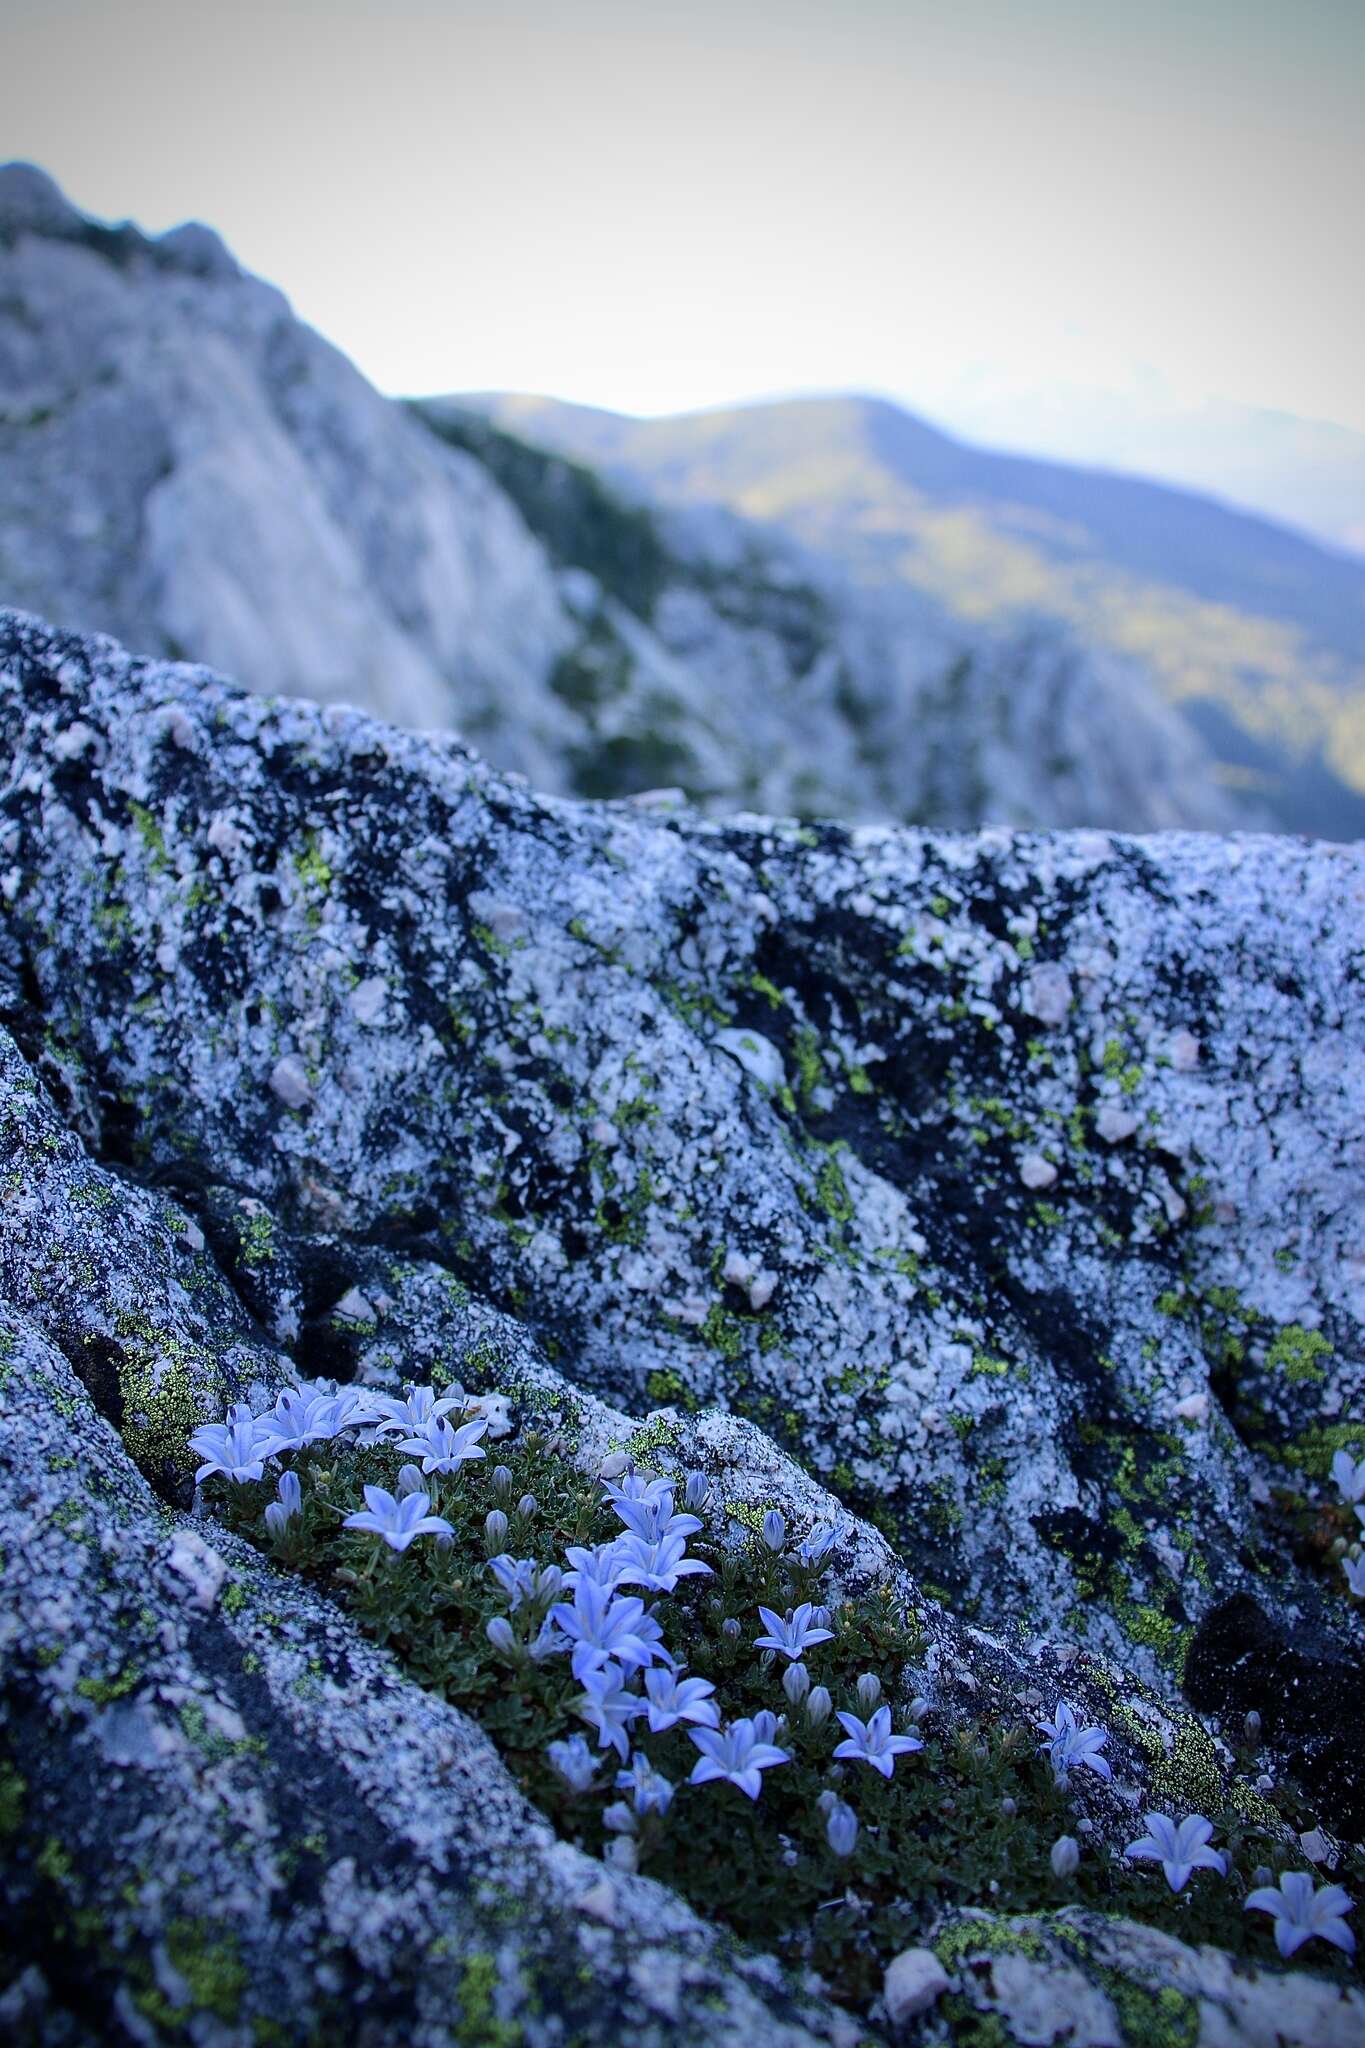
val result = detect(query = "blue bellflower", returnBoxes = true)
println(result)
[575,1662,648,1759]
[754,1603,834,1662]
[549,1580,669,1680]
[394,1414,489,1474]
[1244,1871,1355,1958]
[342,1484,454,1553]
[688,1717,791,1800]
[189,1418,267,1485]
[1035,1701,1112,1783]
[832,1705,924,1778]
[1124,1813,1227,1893]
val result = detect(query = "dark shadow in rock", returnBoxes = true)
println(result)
[291,1314,364,1387]
[53,1330,125,1433]
[1184,1592,1365,1840]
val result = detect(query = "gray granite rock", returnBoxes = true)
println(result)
[0,610,1361,2040]
[2,609,1359,1676]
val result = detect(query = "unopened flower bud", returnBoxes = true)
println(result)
[909,1695,929,1722]
[817,1789,838,1815]
[484,1508,509,1551]
[536,1565,563,1601]
[783,1662,811,1706]
[516,1493,537,1518]
[1000,1796,1018,1818]
[397,1464,425,1497]
[1253,1865,1273,1888]
[856,1672,882,1709]
[812,1605,834,1631]
[826,1800,858,1858]
[762,1509,786,1553]
[485,1616,517,1656]
[1050,1835,1080,1879]
[1244,1709,1262,1744]
[759,1647,776,1673]
[722,1617,741,1640]
[602,1800,637,1835]
[805,1685,832,1728]
[684,1470,711,1511]
[491,1465,513,1500]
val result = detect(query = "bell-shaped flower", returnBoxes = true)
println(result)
[342,1484,454,1553]
[688,1717,791,1800]
[602,1472,675,1508]
[528,1617,570,1662]
[249,1390,321,1457]
[562,1542,632,1593]
[1342,1553,1365,1597]
[642,1667,720,1733]
[1035,1700,1112,1782]
[549,1580,669,1679]
[1124,1812,1227,1893]
[370,1382,466,1437]
[575,1661,647,1759]
[754,1603,834,1662]
[832,1704,924,1779]
[394,1414,489,1474]
[617,1755,674,1816]
[302,1392,366,1443]
[189,1418,267,1485]
[1244,1871,1355,1957]
[683,1471,712,1511]
[611,1492,702,1546]
[1332,1449,1365,1506]
[798,1523,838,1568]
[612,1530,713,1594]
[547,1733,598,1792]
[487,1554,540,1609]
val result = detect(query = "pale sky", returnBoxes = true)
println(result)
[4,0,1364,530]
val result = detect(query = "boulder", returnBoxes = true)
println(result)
[0,611,1361,2042]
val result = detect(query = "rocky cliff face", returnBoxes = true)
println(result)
[1,611,1361,2043]
[1,162,1252,835]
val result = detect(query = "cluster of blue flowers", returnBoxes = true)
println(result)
[1035,1716,1356,1955]
[189,1376,498,1552]
[477,1479,935,1842]
[189,1384,1357,1952]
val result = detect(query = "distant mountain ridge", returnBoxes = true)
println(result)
[471,392,1365,837]
[0,163,1291,835]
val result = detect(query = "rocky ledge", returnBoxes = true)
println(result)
[0,608,1361,2044]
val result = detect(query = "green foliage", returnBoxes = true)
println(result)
[204,1425,1362,2021]
[1265,1324,1331,1384]
[409,405,672,621]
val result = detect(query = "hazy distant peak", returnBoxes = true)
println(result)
[0,161,237,281]
[0,161,83,240]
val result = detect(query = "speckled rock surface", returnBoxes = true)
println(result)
[1,609,1362,2039]
[0,1290,865,2048]
[3,608,1361,1671]
[5,989,1360,2045]
[934,1907,1365,2046]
